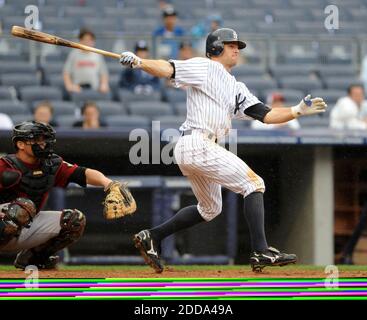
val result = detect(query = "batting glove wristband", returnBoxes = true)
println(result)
[291,94,327,118]
[119,51,142,69]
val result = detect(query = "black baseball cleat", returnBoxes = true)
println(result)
[250,246,297,272]
[133,230,164,273]
[14,249,59,270]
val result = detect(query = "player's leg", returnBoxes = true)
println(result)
[2,209,86,269]
[134,176,222,273]
[185,143,297,271]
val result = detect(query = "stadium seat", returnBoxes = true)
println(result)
[279,76,323,93]
[32,100,77,117]
[232,64,267,78]
[238,77,278,92]
[10,114,32,124]
[310,89,345,105]
[64,6,98,18]
[298,115,330,128]
[42,18,78,33]
[0,62,37,74]
[271,9,312,22]
[174,102,188,116]
[47,74,65,89]
[19,86,63,105]
[1,73,41,89]
[42,62,65,76]
[256,22,293,34]
[270,65,314,78]
[0,100,30,115]
[95,101,127,117]
[105,115,150,128]
[324,78,361,91]
[55,115,78,128]
[123,18,159,33]
[317,65,358,79]
[263,89,304,105]
[0,87,15,100]
[129,101,173,118]
[118,89,161,104]
[71,90,113,106]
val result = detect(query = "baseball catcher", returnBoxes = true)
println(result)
[0,121,136,269]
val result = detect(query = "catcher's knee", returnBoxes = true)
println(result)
[60,209,86,241]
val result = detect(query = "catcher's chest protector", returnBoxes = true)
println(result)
[0,154,62,208]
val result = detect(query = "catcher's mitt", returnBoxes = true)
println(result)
[103,181,137,219]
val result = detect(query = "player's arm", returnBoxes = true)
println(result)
[120,52,173,78]
[85,168,112,189]
[263,95,327,124]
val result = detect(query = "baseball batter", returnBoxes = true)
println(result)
[119,28,327,272]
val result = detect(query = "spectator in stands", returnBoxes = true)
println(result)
[119,40,161,94]
[191,14,223,55]
[330,84,367,130]
[153,6,185,59]
[73,101,107,129]
[178,41,195,60]
[251,93,300,130]
[63,28,109,94]
[33,101,58,127]
[0,113,13,130]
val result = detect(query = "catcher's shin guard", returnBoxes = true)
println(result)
[14,209,86,270]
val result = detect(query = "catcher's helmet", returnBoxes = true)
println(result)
[12,121,56,159]
[206,28,246,58]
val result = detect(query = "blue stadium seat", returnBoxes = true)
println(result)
[271,9,312,22]
[263,89,304,105]
[316,65,358,79]
[118,89,161,105]
[10,114,32,125]
[129,101,173,118]
[19,86,63,105]
[0,100,30,115]
[324,78,361,91]
[0,86,15,100]
[232,64,267,78]
[42,62,65,76]
[1,73,41,89]
[42,17,78,33]
[279,76,323,93]
[95,101,127,116]
[32,100,77,116]
[238,77,278,92]
[270,65,314,78]
[64,6,98,18]
[174,102,187,116]
[256,22,293,34]
[310,89,346,105]
[55,115,78,128]
[123,18,158,33]
[165,88,187,105]
[105,115,150,128]
[71,90,113,106]
[47,74,65,89]
[0,62,37,74]
[298,116,330,128]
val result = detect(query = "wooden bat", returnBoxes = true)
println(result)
[11,25,120,59]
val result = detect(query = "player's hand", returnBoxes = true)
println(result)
[291,94,327,117]
[119,51,142,69]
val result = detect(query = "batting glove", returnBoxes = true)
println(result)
[291,94,327,118]
[119,51,142,69]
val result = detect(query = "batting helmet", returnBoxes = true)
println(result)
[12,121,56,159]
[206,28,246,58]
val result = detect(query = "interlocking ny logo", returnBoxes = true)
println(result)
[234,93,247,115]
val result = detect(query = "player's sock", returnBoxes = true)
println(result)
[244,192,268,252]
[149,205,205,242]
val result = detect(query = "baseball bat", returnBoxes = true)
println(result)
[11,26,120,59]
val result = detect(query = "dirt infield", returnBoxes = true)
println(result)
[1,265,367,278]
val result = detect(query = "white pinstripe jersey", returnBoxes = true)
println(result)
[170,57,261,136]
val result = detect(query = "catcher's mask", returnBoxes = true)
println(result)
[206,28,246,58]
[12,121,56,159]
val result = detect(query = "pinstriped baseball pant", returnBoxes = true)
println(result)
[174,131,265,221]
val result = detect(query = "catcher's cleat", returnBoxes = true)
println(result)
[133,230,163,273]
[14,249,59,270]
[250,246,297,272]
